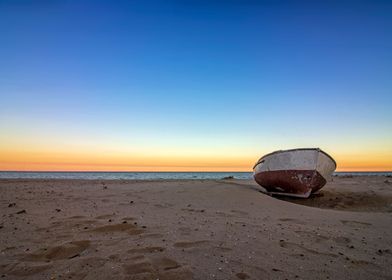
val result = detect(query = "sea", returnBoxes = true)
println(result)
[0,171,391,180]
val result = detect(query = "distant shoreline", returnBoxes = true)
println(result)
[0,171,391,173]
[0,171,391,180]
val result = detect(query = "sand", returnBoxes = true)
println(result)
[0,176,391,279]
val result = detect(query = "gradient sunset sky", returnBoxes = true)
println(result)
[0,0,391,172]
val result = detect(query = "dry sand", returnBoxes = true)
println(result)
[0,176,391,279]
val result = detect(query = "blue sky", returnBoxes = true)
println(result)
[0,0,391,171]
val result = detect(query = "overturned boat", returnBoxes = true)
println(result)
[253,148,336,198]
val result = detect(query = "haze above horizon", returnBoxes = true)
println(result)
[1,0,391,172]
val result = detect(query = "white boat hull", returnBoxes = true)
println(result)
[253,148,336,198]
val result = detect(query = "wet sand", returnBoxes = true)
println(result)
[0,176,391,279]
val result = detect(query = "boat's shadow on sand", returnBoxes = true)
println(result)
[274,190,392,212]
[222,178,392,212]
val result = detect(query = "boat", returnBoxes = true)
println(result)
[253,148,336,198]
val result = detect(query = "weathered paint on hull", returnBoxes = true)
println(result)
[253,148,336,198]
[254,170,326,198]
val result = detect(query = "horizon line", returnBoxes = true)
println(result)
[1,170,391,173]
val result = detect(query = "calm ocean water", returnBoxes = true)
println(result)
[0,172,252,180]
[0,171,391,180]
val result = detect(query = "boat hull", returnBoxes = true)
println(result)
[253,149,336,198]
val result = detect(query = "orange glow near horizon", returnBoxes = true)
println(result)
[0,146,255,172]
[1,149,391,172]
[1,135,391,172]
[0,159,254,172]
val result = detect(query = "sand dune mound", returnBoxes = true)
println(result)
[271,176,392,212]
[23,240,90,261]
[91,223,145,235]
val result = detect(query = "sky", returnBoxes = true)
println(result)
[0,0,391,172]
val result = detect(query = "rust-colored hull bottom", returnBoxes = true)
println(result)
[254,170,327,197]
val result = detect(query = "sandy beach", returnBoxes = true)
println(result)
[1,176,391,279]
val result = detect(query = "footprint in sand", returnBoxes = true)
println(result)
[279,240,337,258]
[236,272,250,279]
[349,258,378,267]
[213,245,233,252]
[333,236,351,245]
[91,223,144,235]
[156,257,182,271]
[231,210,249,216]
[42,219,98,232]
[22,240,90,261]
[279,218,306,225]
[127,246,166,254]
[123,256,192,279]
[124,261,153,275]
[67,215,86,219]
[122,217,136,221]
